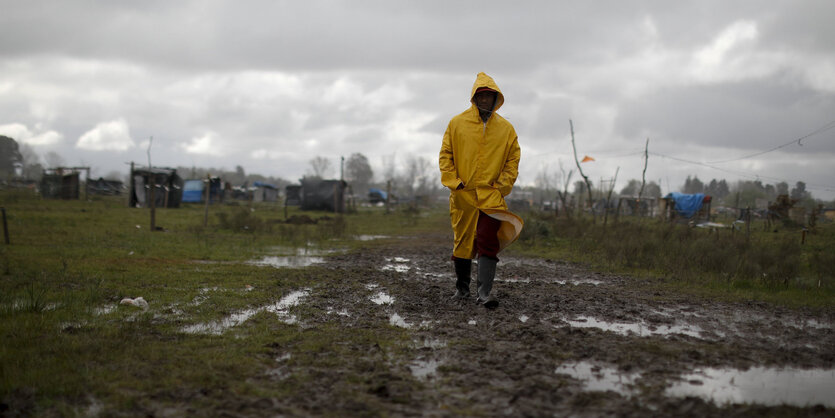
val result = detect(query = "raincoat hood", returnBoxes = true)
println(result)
[470,72,504,112]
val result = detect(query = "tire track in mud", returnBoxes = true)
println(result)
[255,233,834,416]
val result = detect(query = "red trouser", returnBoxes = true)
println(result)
[475,211,501,259]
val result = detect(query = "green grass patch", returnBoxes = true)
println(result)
[511,212,835,308]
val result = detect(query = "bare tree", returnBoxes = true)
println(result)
[404,155,433,198]
[556,160,574,218]
[569,120,594,216]
[308,156,332,178]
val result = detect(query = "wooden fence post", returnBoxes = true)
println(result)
[2,207,9,245]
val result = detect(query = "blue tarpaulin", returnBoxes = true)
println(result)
[665,192,705,219]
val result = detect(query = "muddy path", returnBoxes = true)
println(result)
[249,231,835,417]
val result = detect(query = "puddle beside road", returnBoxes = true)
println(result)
[355,235,391,241]
[181,289,309,334]
[555,361,640,395]
[370,291,394,305]
[390,313,411,328]
[248,255,325,268]
[247,246,343,268]
[502,277,603,285]
[381,257,412,273]
[94,304,116,315]
[563,316,704,339]
[410,359,440,380]
[412,338,447,349]
[667,366,835,407]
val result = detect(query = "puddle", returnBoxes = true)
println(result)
[784,318,833,330]
[370,291,394,305]
[412,338,447,349]
[381,257,412,273]
[563,316,703,339]
[410,359,440,380]
[94,304,116,315]
[519,315,529,323]
[389,313,411,328]
[247,246,342,268]
[181,289,309,334]
[501,277,603,285]
[355,235,391,241]
[667,366,835,407]
[248,255,325,268]
[365,283,379,290]
[556,279,603,286]
[555,361,640,394]
[468,319,477,325]
[327,307,350,316]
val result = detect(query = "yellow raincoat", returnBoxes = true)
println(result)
[439,72,523,259]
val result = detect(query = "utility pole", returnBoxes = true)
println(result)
[147,136,156,231]
[638,138,649,217]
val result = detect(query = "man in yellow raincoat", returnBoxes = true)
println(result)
[439,72,523,309]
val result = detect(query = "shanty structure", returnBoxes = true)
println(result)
[284,178,347,212]
[129,165,184,208]
[663,192,711,222]
[87,177,124,196]
[252,181,279,202]
[181,177,222,203]
[40,166,90,200]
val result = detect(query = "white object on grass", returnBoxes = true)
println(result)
[120,297,149,310]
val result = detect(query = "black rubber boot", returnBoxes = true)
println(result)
[476,256,499,309]
[451,257,472,300]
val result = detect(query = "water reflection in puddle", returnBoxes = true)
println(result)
[94,304,116,315]
[519,315,529,323]
[667,366,835,407]
[247,246,342,268]
[355,235,390,241]
[248,255,324,268]
[555,361,640,394]
[410,359,440,380]
[381,257,411,273]
[181,289,309,334]
[370,291,394,305]
[412,338,447,349]
[390,313,410,328]
[564,316,703,338]
[502,277,603,285]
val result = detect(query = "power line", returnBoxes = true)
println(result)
[705,118,835,164]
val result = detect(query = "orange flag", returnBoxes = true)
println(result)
[581,155,595,163]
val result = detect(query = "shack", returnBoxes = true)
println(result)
[40,170,80,200]
[252,181,279,202]
[40,166,90,200]
[181,177,222,203]
[129,166,184,208]
[284,178,347,212]
[87,177,124,196]
[663,192,711,222]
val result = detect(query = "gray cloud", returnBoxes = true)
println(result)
[1,0,833,198]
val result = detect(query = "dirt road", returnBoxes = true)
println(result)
[248,232,834,416]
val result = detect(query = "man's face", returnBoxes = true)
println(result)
[473,90,497,111]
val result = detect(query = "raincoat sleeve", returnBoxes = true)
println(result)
[494,134,520,197]
[439,124,463,190]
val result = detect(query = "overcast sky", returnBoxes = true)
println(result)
[2,0,834,199]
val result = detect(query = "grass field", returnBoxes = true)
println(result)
[1,190,832,414]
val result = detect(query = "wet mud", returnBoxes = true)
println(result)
[238,231,834,416]
[39,231,831,417]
